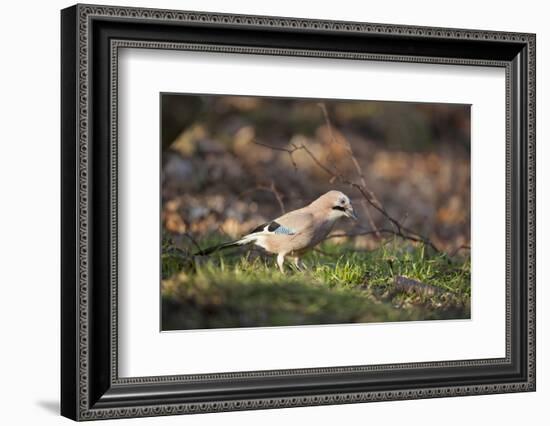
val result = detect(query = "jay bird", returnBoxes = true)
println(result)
[196,191,357,272]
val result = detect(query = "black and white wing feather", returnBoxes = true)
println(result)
[249,221,296,236]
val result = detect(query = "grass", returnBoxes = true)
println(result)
[161,236,470,330]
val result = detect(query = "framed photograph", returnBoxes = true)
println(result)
[61,4,536,421]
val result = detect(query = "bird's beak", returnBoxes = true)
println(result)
[345,206,358,221]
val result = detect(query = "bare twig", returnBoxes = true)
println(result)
[253,140,305,171]
[182,232,203,254]
[258,139,441,252]
[268,181,286,215]
[253,104,473,256]
[239,181,286,215]
[316,103,343,174]
[318,103,381,238]
[359,202,380,237]
[254,131,443,253]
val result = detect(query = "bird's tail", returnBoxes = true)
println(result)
[193,235,256,256]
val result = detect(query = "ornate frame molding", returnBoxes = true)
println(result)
[61,4,535,421]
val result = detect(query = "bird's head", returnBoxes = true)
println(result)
[314,190,357,221]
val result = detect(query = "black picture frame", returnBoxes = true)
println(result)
[61,4,536,421]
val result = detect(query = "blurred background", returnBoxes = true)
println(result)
[161,94,470,253]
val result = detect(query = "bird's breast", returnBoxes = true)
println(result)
[307,220,336,246]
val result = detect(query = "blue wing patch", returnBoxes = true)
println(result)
[273,224,295,235]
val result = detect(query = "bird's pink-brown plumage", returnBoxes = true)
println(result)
[197,190,357,272]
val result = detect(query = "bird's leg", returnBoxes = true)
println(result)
[292,256,308,272]
[276,253,286,273]
[292,256,302,271]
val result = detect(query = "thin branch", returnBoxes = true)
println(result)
[302,144,441,252]
[239,181,286,215]
[182,232,203,254]
[269,181,287,215]
[253,104,472,255]
[318,102,381,238]
[253,140,305,171]
[316,103,344,174]
[254,133,443,253]
[359,201,381,238]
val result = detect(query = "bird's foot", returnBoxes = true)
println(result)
[292,258,307,272]
[277,253,286,274]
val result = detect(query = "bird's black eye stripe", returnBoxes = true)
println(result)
[332,206,346,212]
